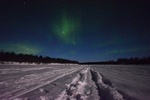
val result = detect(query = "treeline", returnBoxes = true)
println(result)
[81,57,150,65]
[0,51,78,64]
[117,57,150,64]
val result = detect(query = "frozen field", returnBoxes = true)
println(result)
[0,64,149,100]
[92,65,150,100]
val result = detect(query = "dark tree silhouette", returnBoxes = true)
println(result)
[117,57,150,64]
[81,57,150,65]
[0,51,78,64]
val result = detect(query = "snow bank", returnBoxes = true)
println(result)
[56,67,99,100]
[90,68,124,100]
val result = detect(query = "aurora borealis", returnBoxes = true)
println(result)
[0,0,150,62]
[0,43,41,55]
[53,14,80,44]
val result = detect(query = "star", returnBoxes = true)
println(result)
[23,2,26,5]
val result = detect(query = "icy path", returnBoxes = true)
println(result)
[0,65,84,100]
[56,67,99,100]
[56,67,125,100]
[0,65,137,100]
[90,68,124,100]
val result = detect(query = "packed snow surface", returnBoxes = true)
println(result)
[92,65,150,100]
[0,64,149,100]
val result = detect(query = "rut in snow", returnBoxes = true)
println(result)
[90,68,124,100]
[56,67,99,100]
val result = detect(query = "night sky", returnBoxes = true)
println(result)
[0,0,150,62]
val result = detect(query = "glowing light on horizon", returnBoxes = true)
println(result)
[0,43,42,55]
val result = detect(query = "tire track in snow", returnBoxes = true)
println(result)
[90,68,124,100]
[1,67,83,100]
[1,65,134,100]
[56,67,100,100]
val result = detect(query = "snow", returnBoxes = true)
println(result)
[56,67,99,100]
[92,65,150,100]
[90,68,124,100]
[0,65,84,100]
[0,64,149,100]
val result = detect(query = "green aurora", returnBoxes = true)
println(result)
[53,15,80,45]
[1,43,41,55]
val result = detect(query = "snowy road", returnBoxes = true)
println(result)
[0,64,149,100]
[0,65,84,100]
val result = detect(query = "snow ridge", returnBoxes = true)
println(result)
[0,65,134,100]
[0,67,83,100]
[56,67,99,100]
[90,68,124,100]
